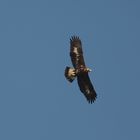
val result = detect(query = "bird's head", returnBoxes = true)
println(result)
[86,68,92,72]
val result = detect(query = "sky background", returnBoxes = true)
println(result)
[0,0,140,140]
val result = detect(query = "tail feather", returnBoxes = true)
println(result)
[65,66,76,82]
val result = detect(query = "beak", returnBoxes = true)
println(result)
[87,68,92,72]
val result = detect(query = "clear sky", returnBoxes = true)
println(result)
[0,0,140,140]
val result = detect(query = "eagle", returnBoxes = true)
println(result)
[64,36,97,103]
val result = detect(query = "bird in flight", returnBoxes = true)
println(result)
[64,36,97,103]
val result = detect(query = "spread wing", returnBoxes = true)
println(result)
[77,73,97,103]
[70,36,86,69]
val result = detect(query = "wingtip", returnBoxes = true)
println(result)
[87,94,97,104]
[87,99,96,104]
[70,35,82,46]
[70,35,81,42]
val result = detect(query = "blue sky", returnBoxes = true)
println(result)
[0,0,140,140]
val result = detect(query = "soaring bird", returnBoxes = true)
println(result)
[65,36,97,103]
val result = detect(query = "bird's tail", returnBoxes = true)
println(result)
[65,66,76,82]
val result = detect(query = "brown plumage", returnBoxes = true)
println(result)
[65,36,97,103]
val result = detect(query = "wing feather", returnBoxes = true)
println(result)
[70,36,86,69]
[77,73,97,103]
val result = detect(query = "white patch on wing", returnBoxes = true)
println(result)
[73,47,78,54]
[86,87,90,94]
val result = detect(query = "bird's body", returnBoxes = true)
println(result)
[65,36,97,103]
